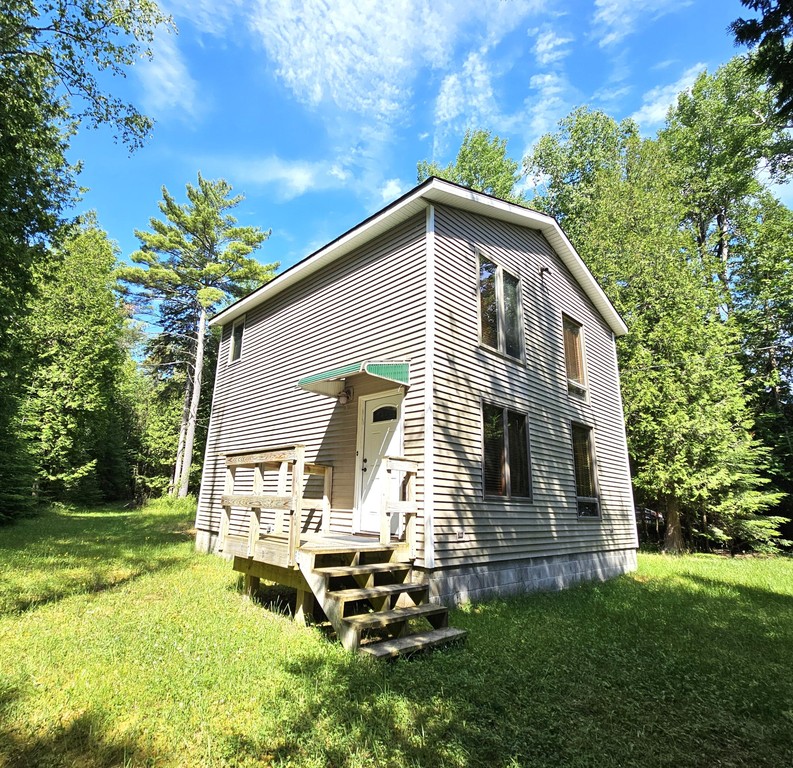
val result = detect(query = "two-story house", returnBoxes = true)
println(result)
[194,177,637,657]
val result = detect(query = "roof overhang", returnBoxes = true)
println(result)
[298,360,410,397]
[211,177,628,337]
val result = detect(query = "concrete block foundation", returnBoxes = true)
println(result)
[419,548,637,606]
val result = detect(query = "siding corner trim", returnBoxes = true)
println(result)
[424,205,436,569]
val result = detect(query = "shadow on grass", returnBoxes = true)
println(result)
[0,503,194,617]
[252,572,793,768]
[0,688,157,768]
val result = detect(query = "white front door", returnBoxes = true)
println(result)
[356,391,404,534]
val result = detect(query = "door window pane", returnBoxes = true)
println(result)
[372,406,397,422]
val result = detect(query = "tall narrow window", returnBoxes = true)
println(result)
[571,423,599,517]
[503,272,522,358]
[479,257,499,349]
[229,318,244,362]
[482,402,532,499]
[562,315,586,392]
[478,254,523,360]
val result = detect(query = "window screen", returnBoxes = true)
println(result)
[230,321,244,362]
[572,423,599,517]
[563,316,584,387]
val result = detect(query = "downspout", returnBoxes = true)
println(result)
[424,205,436,569]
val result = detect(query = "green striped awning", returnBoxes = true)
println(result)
[298,360,410,396]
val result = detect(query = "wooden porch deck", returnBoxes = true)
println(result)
[218,445,466,657]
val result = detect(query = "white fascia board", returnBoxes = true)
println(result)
[211,178,628,337]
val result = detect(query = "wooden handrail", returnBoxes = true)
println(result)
[219,444,332,567]
[380,456,418,556]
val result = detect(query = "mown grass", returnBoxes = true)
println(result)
[1,503,792,768]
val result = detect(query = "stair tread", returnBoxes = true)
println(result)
[360,627,468,658]
[329,582,427,601]
[315,562,410,577]
[344,603,447,628]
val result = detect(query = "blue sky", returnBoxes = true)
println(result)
[69,0,779,275]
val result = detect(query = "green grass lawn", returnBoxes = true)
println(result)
[1,502,792,768]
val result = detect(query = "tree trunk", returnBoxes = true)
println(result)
[664,496,685,553]
[177,307,207,498]
[169,373,192,496]
[716,209,732,309]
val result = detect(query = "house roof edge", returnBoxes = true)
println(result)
[210,177,627,337]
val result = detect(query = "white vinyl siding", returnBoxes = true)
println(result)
[196,214,429,564]
[431,204,635,568]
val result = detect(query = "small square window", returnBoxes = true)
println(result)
[571,423,599,517]
[479,254,523,360]
[229,318,244,363]
[562,315,586,393]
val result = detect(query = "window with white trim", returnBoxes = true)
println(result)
[571,423,599,517]
[229,317,245,363]
[479,254,523,360]
[482,402,532,499]
[562,315,586,394]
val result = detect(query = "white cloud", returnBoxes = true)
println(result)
[246,0,544,120]
[593,84,632,104]
[526,71,573,142]
[380,178,406,202]
[435,50,499,126]
[215,155,350,200]
[166,0,245,37]
[136,29,200,120]
[593,0,691,48]
[631,62,704,128]
[529,26,573,67]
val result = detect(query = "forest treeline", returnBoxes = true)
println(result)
[1,1,791,554]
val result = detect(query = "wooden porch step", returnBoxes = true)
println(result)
[360,627,468,659]
[314,562,410,577]
[329,582,427,603]
[344,603,448,628]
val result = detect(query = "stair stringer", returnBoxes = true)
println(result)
[295,550,360,651]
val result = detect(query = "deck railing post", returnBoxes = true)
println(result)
[275,460,289,535]
[322,466,333,534]
[288,444,305,567]
[406,469,416,559]
[248,462,263,557]
[219,465,235,553]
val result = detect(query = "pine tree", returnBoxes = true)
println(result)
[118,174,277,497]
[23,221,131,502]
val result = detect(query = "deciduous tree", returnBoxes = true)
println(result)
[526,107,783,552]
[0,0,168,517]
[418,129,525,203]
